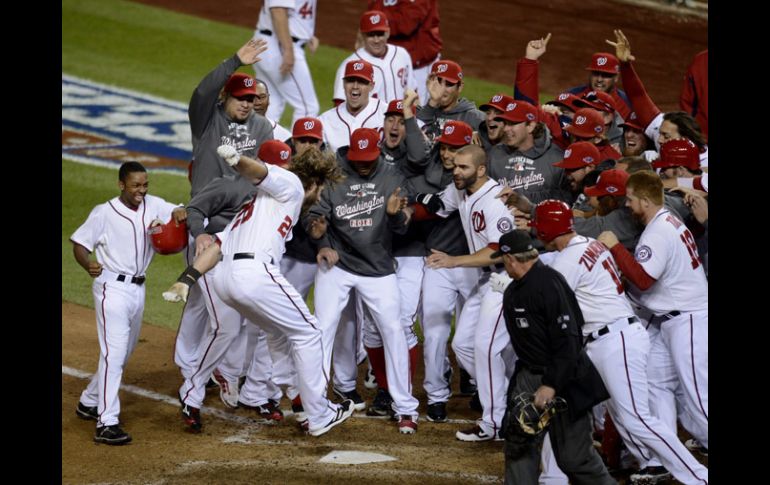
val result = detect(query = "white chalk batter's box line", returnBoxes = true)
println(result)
[62,365,477,427]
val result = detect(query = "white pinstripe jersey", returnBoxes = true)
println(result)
[71,195,178,276]
[318,99,387,152]
[548,235,635,334]
[628,208,708,314]
[217,164,304,264]
[256,0,316,41]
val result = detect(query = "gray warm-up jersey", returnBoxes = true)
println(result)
[188,54,273,197]
[381,117,432,179]
[186,174,258,237]
[487,127,571,205]
[417,98,485,145]
[305,149,410,277]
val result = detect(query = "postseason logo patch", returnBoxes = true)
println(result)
[635,245,653,262]
[497,217,513,233]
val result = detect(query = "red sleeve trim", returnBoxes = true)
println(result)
[609,243,656,290]
[214,236,222,247]
[693,176,705,192]
[487,243,500,251]
[411,203,440,221]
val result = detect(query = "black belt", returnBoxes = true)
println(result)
[588,316,640,342]
[651,311,682,324]
[233,252,255,260]
[117,274,145,285]
[482,263,506,273]
[259,29,302,44]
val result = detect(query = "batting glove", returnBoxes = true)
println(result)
[489,272,513,294]
[217,145,240,166]
[162,282,190,303]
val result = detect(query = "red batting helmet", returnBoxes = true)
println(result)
[530,199,574,243]
[150,218,188,255]
[652,139,700,171]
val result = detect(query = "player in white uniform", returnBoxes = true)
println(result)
[164,140,353,437]
[598,171,709,463]
[72,162,184,445]
[332,10,415,106]
[253,0,320,125]
[318,60,387,152]
[529,200,708,485]
[419,144,516,442]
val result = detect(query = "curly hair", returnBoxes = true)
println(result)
[663,112,706,149]
[289,146,345,190]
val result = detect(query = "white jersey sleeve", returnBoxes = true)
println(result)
[645,112,664,152]
[257,164,305,203]
[480,196,515,249]
[71,204,106,252]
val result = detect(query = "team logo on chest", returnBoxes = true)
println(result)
[471,210,486,232]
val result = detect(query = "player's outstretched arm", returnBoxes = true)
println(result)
[237,38,268,66]
[163,243,222,303]
[217,145,268,183]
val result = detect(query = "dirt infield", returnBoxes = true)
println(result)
[131,0,707,112]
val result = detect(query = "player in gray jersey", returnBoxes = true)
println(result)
[380,92,432,178]
[188,39,274,197]
[486,101,570,206]
[305,128,420,434]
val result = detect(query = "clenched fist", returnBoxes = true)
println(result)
[217,145,240,166]
[163,282,190,303]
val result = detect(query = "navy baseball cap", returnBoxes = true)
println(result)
[491,230,534,258]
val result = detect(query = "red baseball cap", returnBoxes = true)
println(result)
[584,169,629,197]
[546,92,582,112]
[258,140,293,166]
[344,59,374,83]
[585,53,620,74]
[553,142,602,169]
[431,60,463,83]
[480,94,516,113]
[292,117,323,140]
[384,99,416,117]
[620,111,644,131]
[574,90,616,114]
[360,10,389,33]
[493,100,539,124]
[348,128,381,162]
[565,108,606,138]
[224,72,257,97]
[652,139,700,171]
[435,120,473,147]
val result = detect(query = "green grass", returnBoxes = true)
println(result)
[62,0,541,330]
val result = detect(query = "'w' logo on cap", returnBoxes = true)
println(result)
[354,62,364,70]
[492,95,503,102]
[597,57,607,66]
[445,126,455,134]
[371,14,381,23]
[244,78,254,87]
[280,150,290,160]
[358,139,369,149]
[575,116,587,125]
[304,121,315,130]
[507,103,517,111]
[437,64,448,73]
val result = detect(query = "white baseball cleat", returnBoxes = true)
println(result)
[308,400,354,437]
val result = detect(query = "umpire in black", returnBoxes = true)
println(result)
[494,230,615,485]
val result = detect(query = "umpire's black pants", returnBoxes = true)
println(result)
[502,368,616,485]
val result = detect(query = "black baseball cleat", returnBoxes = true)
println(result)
[459,368,477,396]
[94,425,132,445]
[76,402,98,421]
[333,387,366,412]
[181,402,202,432]
[308,399,355,437]
[366,388,394,417]
[239,400,284,422]
[426,401,448,423]
[629,466,673,484]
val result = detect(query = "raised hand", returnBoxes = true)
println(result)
[605,29,635,63]
[237,38,269,65]
[307,216,328,239]
[525,33,552,61]
[386,187,407,215]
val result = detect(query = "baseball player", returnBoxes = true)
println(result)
[318,59,387,152]
[608,30,709,169]
[402,121,477,422]
[486,100,570,206]
[305,128,420,434]
[252,78,292,141]
[289,117,325,156]
[418,144,517,441]
[528,200,708,485]
[188,38,274,197]
[476,94,515,152]
[253,0,321,125]
[72,162,185,445]
[416,60,485,144]
[332,11,416,106]
[164,140,354,437]
[367,0,441,104]
[380,93,430,176]
[597,171,709,459]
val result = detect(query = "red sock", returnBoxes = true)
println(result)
[408,345,420,383]
[601,412,622,470]
[365,346,388,390]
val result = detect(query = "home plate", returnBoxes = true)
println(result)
[319,451,397,465]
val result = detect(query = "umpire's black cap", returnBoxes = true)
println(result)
[491,230,534,258]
